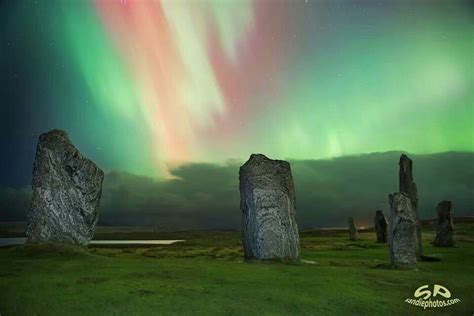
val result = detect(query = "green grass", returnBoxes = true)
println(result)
[0,224,473,315]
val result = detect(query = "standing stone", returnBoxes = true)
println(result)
[26,129,104,245]
[388,192,417,268]
[239,154,299,261]
[434,201,454,247]
[374,210,388,243]
[348,217,357,241]
[399,154,418,208]
[399,154,422,258]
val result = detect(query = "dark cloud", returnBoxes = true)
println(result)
[0,186,31,222]
[292,152,474,228]
[1,152,473,229]
[99,164,241,229]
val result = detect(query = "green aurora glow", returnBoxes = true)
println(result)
[1,0,472,177]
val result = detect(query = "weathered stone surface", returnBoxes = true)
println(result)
[239,154,299,261]
[374,210,388,243]
[399,154,422,258]
[434,201,454,247]
[26,129,104,245]
[399,154,418,207]
[348,217,357,241]
[388,192,417,268]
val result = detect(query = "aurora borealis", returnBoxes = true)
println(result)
[0,0,473,227]
[2,0,473,178]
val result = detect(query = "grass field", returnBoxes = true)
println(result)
[0,223,473,315]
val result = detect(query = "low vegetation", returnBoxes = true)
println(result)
[0,223,473,315]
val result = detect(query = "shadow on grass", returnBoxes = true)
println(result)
[11,243,93,259]
[420,255,442,262]
[76,276,109,285]
[243,258,301,265]
[134,289,155,296]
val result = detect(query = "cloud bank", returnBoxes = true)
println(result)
[1,152,472,229]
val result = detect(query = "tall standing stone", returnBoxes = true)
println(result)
[239,154,299,261]
[26,129,104,245]
[348,217,357,241]
[374,210,388,243]
[388,192,418,268]
[399,154,422,258]
[434,201,454,247]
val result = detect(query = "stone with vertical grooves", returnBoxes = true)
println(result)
[348,217,357,241]
[434,201,454,247]
[399,154,423,258]
[239,154,299,261]
[374,210,388,243]
[26,129,104,245]
[388,192,417,268]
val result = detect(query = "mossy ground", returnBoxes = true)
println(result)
[0,224,473,315]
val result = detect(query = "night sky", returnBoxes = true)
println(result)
[1,0,473,227]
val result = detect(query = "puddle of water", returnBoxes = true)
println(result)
[90,240,184,245]
[0,237,26,246]
[0,238,184,247]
